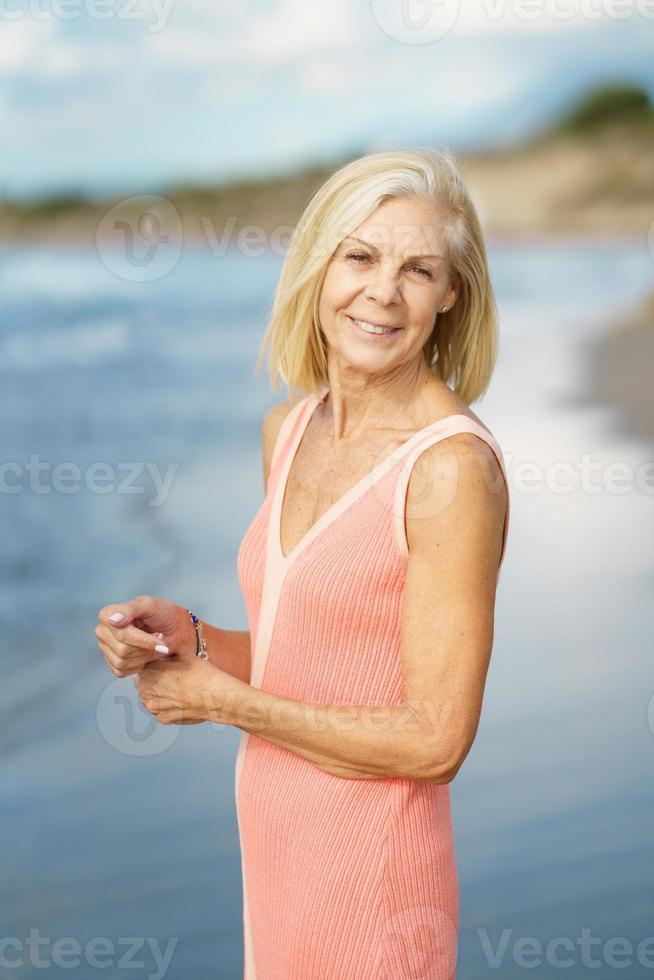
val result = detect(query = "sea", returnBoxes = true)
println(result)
[1,236,653,978]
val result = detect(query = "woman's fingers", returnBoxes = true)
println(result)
[95,622,169,675]
[95,621,169,655]
[97,639,133,678]
[102,619,166,650]
[99,595,157,629]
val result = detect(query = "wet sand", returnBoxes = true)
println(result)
[576,287,654,445]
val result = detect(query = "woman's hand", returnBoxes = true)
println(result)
[95,594,195,678]
[134,656,232,726]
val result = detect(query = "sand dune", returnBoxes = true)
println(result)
[0,115,652,245]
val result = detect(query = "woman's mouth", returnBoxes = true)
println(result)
[346,315,402,340]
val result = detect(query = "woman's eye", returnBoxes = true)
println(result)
[345,252,433,280]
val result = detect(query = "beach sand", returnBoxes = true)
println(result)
[0,118,652,245]
[575,286,654,445]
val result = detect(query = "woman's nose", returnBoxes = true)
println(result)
[364,267,401,305]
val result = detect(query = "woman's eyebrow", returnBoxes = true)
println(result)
[342,236,443,261]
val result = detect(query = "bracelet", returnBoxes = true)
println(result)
[187,610,209,661]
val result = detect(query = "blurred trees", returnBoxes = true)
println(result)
[558,82,652,132]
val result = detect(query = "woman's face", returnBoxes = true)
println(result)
[317,195,459,376]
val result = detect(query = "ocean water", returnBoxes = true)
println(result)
[1,239,652,979]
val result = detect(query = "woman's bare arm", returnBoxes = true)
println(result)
[194,433,507,782]
[200,624,252,684]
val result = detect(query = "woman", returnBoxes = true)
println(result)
[95,148,510,980]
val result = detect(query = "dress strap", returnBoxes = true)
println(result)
[268,395,315,483]
[392,415,511,577]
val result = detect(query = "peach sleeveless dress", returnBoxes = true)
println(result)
[235,386,510,980]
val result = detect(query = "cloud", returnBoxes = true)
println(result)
[237,0,361,63]
[0,18,55,73]
[0,0,650,199]
[146,0,366,71]
[146,29,230,66]
[370,0,623,38]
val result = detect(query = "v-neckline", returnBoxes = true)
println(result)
[275,388,473,569]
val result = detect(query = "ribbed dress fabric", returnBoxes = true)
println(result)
[235,386,510,980]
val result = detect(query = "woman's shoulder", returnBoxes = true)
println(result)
[262,393,306,445]
[404,386,508,522]
[261,394,310,490]
[413,381,495,438]
[416,394,505,480]
[405,407,508,548]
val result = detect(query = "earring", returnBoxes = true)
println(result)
[441,306,448,312]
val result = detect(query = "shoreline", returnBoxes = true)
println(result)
[0,228,649,250]
[576,287,654,446]
[0,115,652,248]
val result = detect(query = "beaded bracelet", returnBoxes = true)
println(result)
[187,610,209,660]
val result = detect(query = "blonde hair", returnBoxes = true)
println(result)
[255,146,499,405]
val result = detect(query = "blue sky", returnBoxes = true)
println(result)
[0,0,653,201]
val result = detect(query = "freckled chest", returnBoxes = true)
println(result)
[279,417,408,561]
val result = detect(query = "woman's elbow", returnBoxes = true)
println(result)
[410,732,475,784]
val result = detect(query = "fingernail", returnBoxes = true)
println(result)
[109,613,124,623]
[155,644,169,654]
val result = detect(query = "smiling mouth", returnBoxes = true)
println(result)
[346,315,402,336]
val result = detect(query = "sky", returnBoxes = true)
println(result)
[0,0,653,201]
